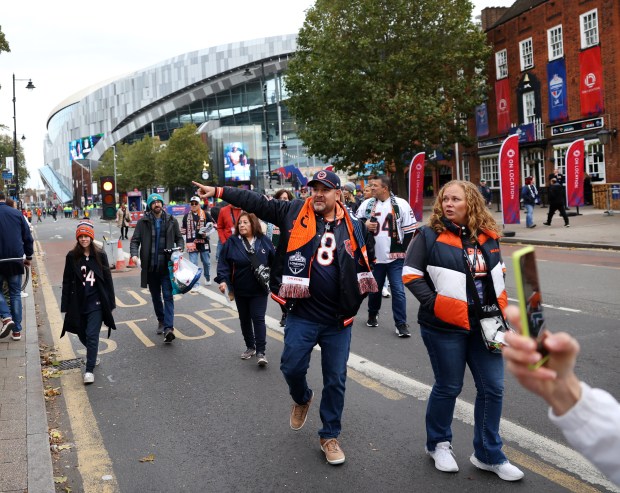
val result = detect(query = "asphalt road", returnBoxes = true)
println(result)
[31,217,620,493]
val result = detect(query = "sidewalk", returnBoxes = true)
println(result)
[0,280,55,492]
[1,204,618,493]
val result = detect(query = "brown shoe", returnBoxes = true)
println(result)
[289,391,313,430]
[320,438,345,465]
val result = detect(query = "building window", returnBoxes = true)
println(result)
[480,156,499,188]
[587,141,606,182]
[552,147,567,176]
[495,50,508,80]
[519,38,534,71]
[580,9,599,49]
[522,91,536,124]
[547,25,563,60]
[462,157,470,182]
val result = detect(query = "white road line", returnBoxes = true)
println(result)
[507,297,582,313]
[198,287,617,492]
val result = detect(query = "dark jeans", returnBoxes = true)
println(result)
[546,204,569,225]
[120,226,129,239]
[368,259,407,326]
[147,267,174,330]
[280,313,351,439]
[0,273,23,332]
[234,294,268,353]
[421,324,506,465]
[77,310,102,372]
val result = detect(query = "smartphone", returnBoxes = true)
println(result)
[512,246,549,368]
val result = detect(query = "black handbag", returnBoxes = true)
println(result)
[241,237,270,293]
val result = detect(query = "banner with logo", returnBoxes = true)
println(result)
[408,152,425,222]
[495,79,511,134]
[508,123,535,143]
[580,46,605,117]
[547,58,568,123]
[565,138,585,207]
[498,134,520,225]
[475,103,489,137]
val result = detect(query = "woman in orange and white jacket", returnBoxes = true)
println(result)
[402,180,524,482]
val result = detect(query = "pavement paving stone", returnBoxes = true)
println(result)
[0,420,26,440]
[0,402,26,421]
[0,462,27,492]
[0,437,27,463]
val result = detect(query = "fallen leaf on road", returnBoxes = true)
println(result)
[53,476,67,484]
[139,453,155,463]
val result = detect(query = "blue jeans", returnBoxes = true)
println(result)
[0,273,23,332]
[77,310,102,372]
[421,324,506,465]
[235,294,268,353]
[189,249,210,283]
[280,313,351,439]
[147,267,175,330]
[524,203,535,227]
[368,259,407,326]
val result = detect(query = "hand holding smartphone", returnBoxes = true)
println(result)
[512,246,550,369]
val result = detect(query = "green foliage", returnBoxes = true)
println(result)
[0,26,10,54]
[285,0,490,190]
[156,124,210,200]
[0,134,28,192]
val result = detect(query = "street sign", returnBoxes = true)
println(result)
[156,187,165,193]
[2,172,13,180]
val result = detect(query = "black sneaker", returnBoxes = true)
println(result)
[543,222,551,226]
[366,314,378,327]
[396,324,411,337]
[164,329,176,343]
[157,321,165,335]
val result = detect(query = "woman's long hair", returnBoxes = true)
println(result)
[234,212,264,238]
[427,180,501,240]
[71,238,104,270]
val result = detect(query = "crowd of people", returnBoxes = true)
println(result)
[4,172,617,486]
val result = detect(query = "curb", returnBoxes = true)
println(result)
[24,271,55,493]
[500,236,620,251]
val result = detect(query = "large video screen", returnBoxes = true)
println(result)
[69,133,104,163]
[224,142,251,181]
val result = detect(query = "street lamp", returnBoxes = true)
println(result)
[12,74,35,208]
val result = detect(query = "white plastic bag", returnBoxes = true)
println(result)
[168,251,202,294]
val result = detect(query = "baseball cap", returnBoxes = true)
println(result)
[190,196,201,204]
[308,170,341,190]
[342,182,356,193]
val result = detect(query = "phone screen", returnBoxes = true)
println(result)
[513,246,549,367]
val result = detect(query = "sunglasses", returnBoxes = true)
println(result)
[190,202,199,205]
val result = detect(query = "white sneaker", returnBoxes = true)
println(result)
[426,441,459,472]
[470,454,524,481]
[83,372,95,385]
[95,357,101,366]
[382,286,391,297]
[190,286,200,293]
[204,279,212,286]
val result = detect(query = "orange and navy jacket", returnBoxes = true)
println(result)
[402,221,507,332]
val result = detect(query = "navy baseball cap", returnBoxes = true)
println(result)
[308,170,341,190]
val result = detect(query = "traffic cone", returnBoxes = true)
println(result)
[127,254,137,268]
[115,239,126,271]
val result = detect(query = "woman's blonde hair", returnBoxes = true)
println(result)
[427,180,501,240]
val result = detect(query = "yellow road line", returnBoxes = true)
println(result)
[504,446,603,493]
[36,248,119,492]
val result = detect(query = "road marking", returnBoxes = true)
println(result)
[197,287,616,492]
[36,249,119,492]
[507,297,582,313]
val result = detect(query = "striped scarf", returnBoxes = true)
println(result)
[279,198,377,299]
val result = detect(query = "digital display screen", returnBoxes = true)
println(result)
[224,142,251,182]
[69,133,104,163]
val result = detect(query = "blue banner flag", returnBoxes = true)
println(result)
[548,58,568,123]
[475,103,489,137]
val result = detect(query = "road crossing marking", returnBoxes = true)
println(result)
[507,297,582,313]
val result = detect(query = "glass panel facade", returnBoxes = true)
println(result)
[480,155,500,188]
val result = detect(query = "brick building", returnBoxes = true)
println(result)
[461,0,619,206]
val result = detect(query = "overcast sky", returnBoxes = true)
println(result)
[0,0,512,188]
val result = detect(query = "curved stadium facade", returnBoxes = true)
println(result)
[41,34,320,204]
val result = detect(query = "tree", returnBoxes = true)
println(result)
[156,124,210,200]
[0,134,28,194]
[285,0,490,193]
[0,26,10,55]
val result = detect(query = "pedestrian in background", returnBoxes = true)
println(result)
[265,189,294,327]
[520,176,538,228]
[193,170,377,466]
[216,212,275,365]
[181,196,214,289]
[478,179,492,207]
[130,193,184,343]
[0,192,34,341]
[357,174,416,337]
[216,202,243,247]
[544,178,570,227]
[403,180,524,481]
[342,182,359,213]
[116,203,131,239]
[502,304,620,486]
[61,220,116,384]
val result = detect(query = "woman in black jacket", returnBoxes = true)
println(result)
[216,212,275,366]
[61,221,116,384]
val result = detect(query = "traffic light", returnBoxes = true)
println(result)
[100,176,116,220]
